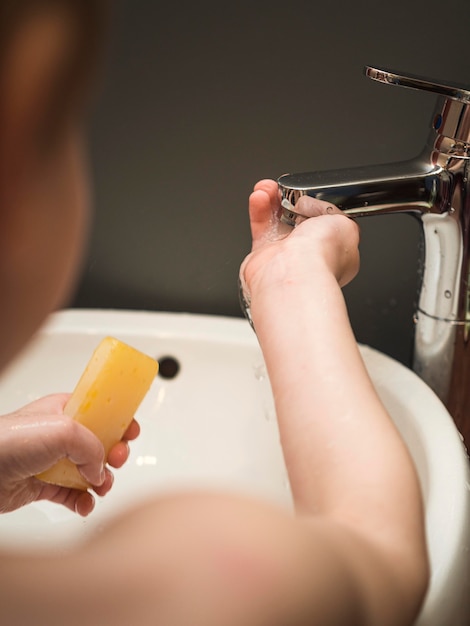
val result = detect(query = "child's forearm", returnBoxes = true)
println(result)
[250,269,425,547]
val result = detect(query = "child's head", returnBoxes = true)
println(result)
[0,1,107,369]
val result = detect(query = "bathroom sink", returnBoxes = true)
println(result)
[0,309,468,625]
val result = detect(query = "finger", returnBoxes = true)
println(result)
[248,188,273,246]
[63,420,106,487]
[123,419,140,442]
[17,396,107,486]
[107,440,130,469]
[294,195,342,218]
[3,412,106,486]
[92,468,114,497]
[74,491,95,516]
[101,419,139,469]
[36,482,96,517]
[253,179,280,214]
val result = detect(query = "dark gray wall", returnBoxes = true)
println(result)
[73,0,470,367]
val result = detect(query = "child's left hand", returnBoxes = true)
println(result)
[0,393,140,516]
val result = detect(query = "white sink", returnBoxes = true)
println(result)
[0,309,468,625]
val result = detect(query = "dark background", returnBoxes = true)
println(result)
[73,0,470,367]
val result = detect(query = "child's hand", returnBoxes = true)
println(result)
[0,394,140,516]
[240,179,360,301]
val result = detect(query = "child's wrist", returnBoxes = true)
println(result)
[247,257,336,301]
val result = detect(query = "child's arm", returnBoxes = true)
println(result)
[0,180,428,626]
[241,179,429,622]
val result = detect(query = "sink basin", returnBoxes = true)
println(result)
[0,309,468,625]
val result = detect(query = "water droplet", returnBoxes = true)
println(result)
[264,409,273,422]
[253,363,266,381]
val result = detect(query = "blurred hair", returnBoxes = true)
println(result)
[0,0,109,133]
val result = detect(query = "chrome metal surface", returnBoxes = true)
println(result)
[365,66,470,104]
[278,66,470,445]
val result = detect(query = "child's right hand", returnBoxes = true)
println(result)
[0,394,140,516]
[240,179,360,304]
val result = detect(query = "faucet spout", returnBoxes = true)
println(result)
[277,66,470,447]
[278,158,447,221]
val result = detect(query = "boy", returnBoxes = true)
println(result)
[0,1,428,624]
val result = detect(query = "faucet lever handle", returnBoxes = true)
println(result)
[365,66,470,105]
[366,66,470,148]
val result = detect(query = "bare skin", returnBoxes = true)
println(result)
[0,394,140,516]
[0,3,429,625]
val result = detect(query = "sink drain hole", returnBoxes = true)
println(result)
[157,356,180,379]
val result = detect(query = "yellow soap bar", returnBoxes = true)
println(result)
[37,336,158,490]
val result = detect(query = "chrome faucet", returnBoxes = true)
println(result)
[278,66,470,446]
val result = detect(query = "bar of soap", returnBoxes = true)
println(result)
[36,336,158,490]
